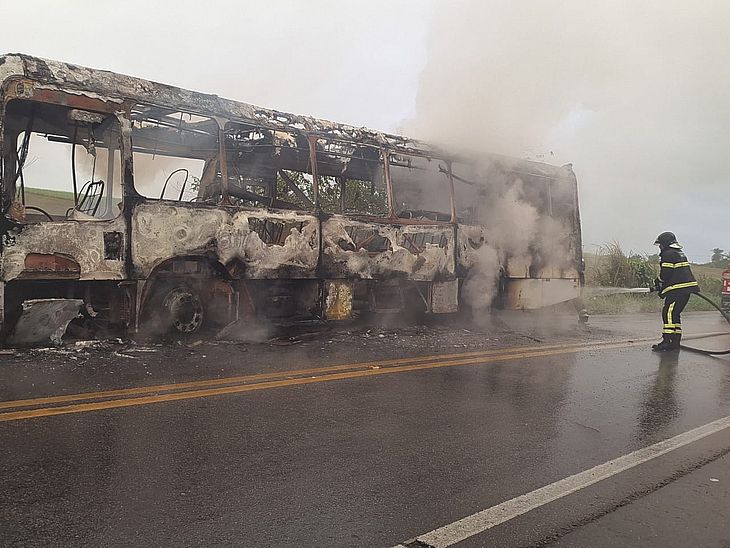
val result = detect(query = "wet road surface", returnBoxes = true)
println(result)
[1,312,729,547]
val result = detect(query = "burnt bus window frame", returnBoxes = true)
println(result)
[0,83,125,223]
[222,120,316,212]
[129,104,221,204]
[311,136,390,218]
[387,150,455,224]
[451,161,489,225]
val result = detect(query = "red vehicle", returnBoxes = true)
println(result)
[723,263,730,312]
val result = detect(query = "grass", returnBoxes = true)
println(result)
[585,292,721,315]
[584,246,725,315]
[585,273,723,315]
[23,187,75,200]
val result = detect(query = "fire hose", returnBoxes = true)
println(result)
[645,286,730,355]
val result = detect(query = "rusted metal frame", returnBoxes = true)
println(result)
[0,94,8,206]
[446,160,457,223]
[414,282,431,310]
[118,101,138,198]
[315,140,386,217]
[267,220,286,245]
[9,83,126,171]
[1,80,119,206]
[117,100,141,297]
[21,93,437,220]
[131,101,219,127]
[276,223,291,245]
[135,110,216,135]
[218,124,230,205]
[263,221,285,245]
[307,135,320,209]
[508,168,572,182]
[2,82,130,232]
[278,169,314,209]
[338,177,346,214]
[133,280,145,333]
[238,280,256,316]
[381,148,397,219]
[308,134,325,292]
[0,282,5,328]
[353,232,380,252]
[195,152,221,199]
[401,233,425,255]
[261,220,277,244]
[0,83,28,198]
[101,122,117,218]
[130,140,217,160]
[20,85,120,114]
[8,54,450,164]
[307,133,378,150]
[65,139,86,206]
[345,214,450,227]
[386,148,455,225]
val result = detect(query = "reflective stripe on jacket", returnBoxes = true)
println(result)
[658,248,699,297]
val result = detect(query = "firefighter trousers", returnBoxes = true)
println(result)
[662,293,690,335]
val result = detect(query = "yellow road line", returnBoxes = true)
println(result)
[0,338,650,412]
[0,339,648,422]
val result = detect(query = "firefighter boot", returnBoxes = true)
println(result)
[669,333,682,351]
[652,334,673,352]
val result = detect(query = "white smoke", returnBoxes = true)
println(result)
[407,0,730,261]
[458,171,544,310]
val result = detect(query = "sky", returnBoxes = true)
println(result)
[1,0,727,262]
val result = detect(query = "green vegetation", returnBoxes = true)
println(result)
[23,187,75,200]
[586,285,721,315]
[587,242,656,288]
[707,248,730,268]
[275,171,387,215]
[585,243,723,315]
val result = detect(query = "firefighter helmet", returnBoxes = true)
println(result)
[654,231,677,247]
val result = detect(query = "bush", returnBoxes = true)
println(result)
[589,242,656,288]
[696,273,722,296]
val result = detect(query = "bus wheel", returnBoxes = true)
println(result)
[156,285,205,335]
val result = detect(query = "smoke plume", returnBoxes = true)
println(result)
[460,174,545,310]
[408,0,730,261]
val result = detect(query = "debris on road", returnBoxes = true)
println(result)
[8,299,83,347]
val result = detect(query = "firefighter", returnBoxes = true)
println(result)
[652,232,700,352]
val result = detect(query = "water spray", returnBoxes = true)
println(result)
[642,285,730,355]
[585,285,730,355]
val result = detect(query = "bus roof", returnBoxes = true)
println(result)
[0,53,574,181]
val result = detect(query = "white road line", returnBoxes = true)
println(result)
[396,414,730,548]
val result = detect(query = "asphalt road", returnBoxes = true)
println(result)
[1,312,729,547]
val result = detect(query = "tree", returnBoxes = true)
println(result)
[711,248,725,263]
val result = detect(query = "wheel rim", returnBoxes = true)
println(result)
[163,288,204,333]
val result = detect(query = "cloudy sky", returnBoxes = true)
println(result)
[2,0,727,261]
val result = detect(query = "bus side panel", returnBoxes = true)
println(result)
[1,218,126,282]
[130,202,319,279]
[321,216,454,282]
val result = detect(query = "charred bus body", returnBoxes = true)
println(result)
[0,54,584,343]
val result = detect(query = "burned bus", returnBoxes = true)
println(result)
[0,54,584,344]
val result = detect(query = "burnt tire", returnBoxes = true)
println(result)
[149,284,205,336]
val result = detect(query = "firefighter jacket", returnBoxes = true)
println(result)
[658,247,699,297]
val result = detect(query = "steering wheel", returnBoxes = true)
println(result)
[24,206,54,222]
